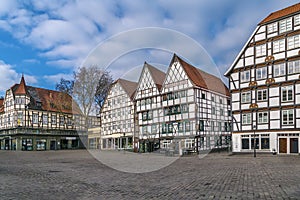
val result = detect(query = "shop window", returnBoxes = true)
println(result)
[261,137,270,149]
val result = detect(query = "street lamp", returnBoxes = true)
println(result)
[253,124,256,158]
[173,122,178,154]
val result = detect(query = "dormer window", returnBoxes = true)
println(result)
[36,102,42,108]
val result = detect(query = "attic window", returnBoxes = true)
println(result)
[201,93,206,99]
[36,102,42,107]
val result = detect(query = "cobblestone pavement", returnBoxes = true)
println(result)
[0,150,300,200]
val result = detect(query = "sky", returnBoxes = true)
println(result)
[0,0,299,96]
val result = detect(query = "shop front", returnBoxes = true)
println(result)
[36,139,47,151]
[22,138,33,151]
[278,133,299,154]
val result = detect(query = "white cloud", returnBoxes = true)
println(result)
[43,73,73,85]
[0,60,37,93]
[0,0,299,75]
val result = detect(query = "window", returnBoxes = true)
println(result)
[220,109,224,116]
[288,60,300,74]
[178,122,184,132]
[261,134,270,149]
[241,135,250,149]
[201,93,206,99]
[267,22,278,33]
[258,112,268,124]
[279,17,292,33]
[199,120,204,131]
[211,95,215,102]
[256,67,267,79]
[282,110,294,125]
[219,98,223,104]
[211,107,215,115]
[241,70,250,82]
[59,116,64,126]
[257,90,267,101]
[256,44,266,57]
[273,63,285,77]
[51,115,56,125]
[33,114,38,124]
[287,35,300,50]
[281,86,293,102]
[17,112,23,125]
[295,14,300,26]
[242,113,251,124]
[42,115,48,125]
[241,92,251,103]
[185,121,190,132]
[273,39,285,53]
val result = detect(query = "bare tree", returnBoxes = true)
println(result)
[56,78,74,95]
[56,66,113,128]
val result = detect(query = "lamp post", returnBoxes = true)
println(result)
[253,125,256,158]
[173,122,179,155]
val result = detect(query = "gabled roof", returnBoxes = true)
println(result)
[174,54,229,96]
[259,3,300,25]
[10,76,82,115]
[145,62,166,90]
[0,98,4,113]
[117,79,138,100]
[14,75,28,95]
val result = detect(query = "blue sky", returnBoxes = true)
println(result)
[0,0,299,96]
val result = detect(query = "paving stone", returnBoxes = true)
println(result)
[0,150,299,199]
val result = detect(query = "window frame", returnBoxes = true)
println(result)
[258,112,268,124]
[257,89,268,101]
[241,92,251,103]
[242,113,252,125]
[256,67,267,80]
[281,86,293,102]
[282,110,294,125]
[273,63,286,77]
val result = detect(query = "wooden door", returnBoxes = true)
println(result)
[279,138,287,153]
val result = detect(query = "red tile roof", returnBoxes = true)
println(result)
[145,62,166,90]
[259,3,300,25]
[14,75,28,95]
[117,79,138,100]
[0,99,4,113]
[175,55,229,96]
[10,77,82,115]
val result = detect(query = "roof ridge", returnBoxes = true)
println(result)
[259,3,300,25]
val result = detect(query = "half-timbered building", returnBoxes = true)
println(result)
[100,79,137,150]
[134,62,166,152]
[0,76,86,150]
[225,3,300,154]
[160,55,231,154]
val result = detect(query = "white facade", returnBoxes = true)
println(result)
[134,63,165,152]
[100,79,137,150]
[134,55,231,154]
[225,5,300,154]
[0,76,89,151]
